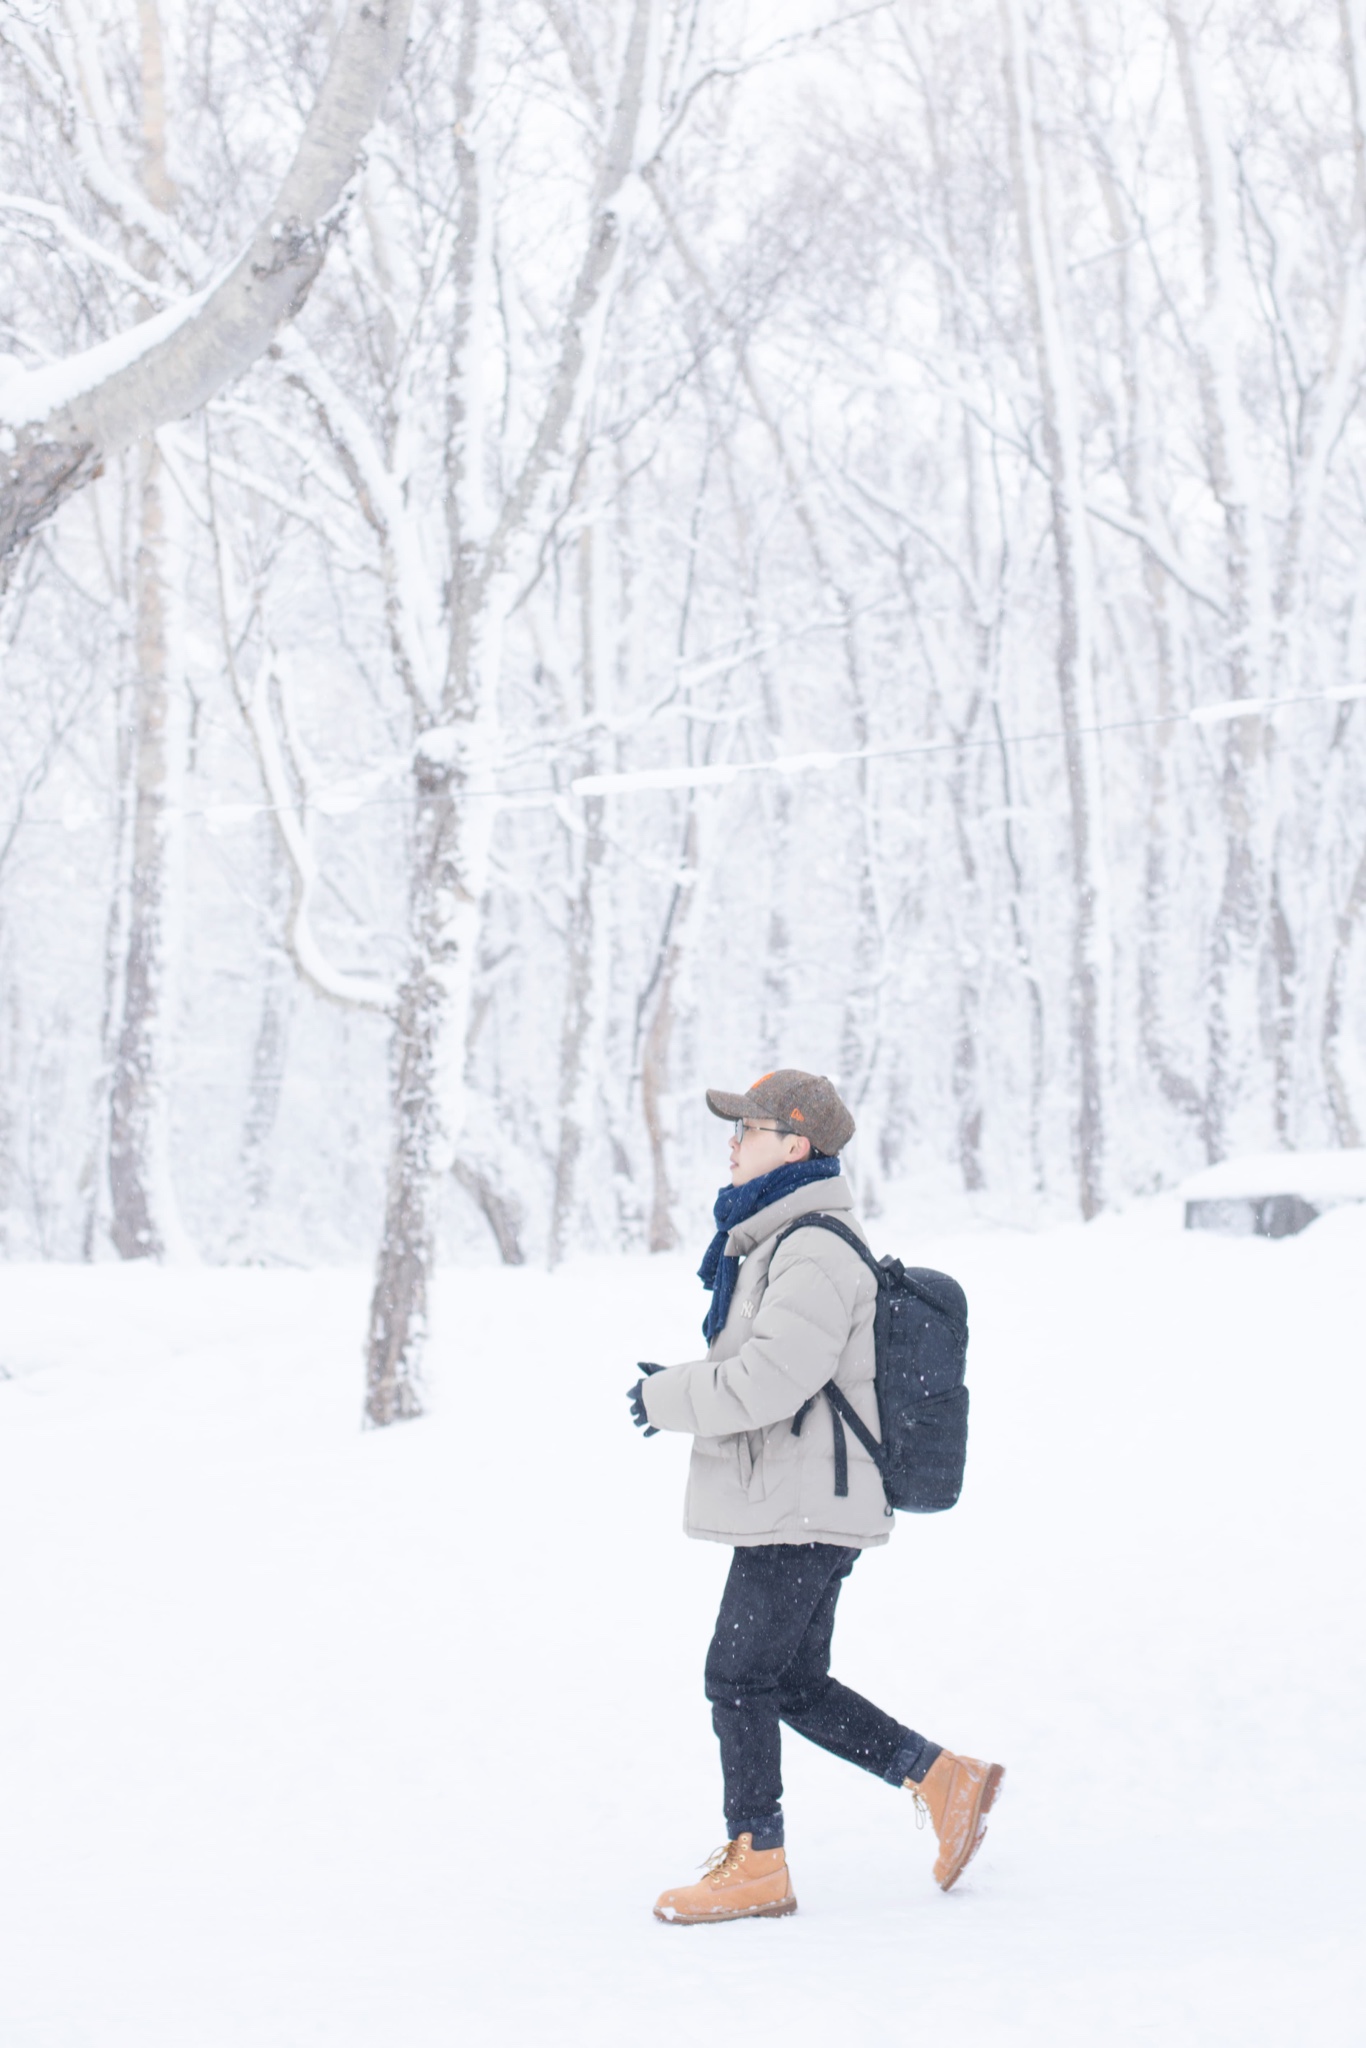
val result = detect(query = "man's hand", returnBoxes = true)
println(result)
[627,1380,659,1435]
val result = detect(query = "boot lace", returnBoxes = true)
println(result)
[907,1787,929,1831]
[700,1841,745,1883]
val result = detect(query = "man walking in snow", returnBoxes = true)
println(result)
[628,1070,1004,1925]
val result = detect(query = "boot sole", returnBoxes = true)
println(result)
[938,1764,1005,1893]
[654,1894,798,1926]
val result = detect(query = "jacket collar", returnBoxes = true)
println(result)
[725,1174,854,1256]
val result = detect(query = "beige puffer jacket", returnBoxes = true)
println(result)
[641,1177,891,1548]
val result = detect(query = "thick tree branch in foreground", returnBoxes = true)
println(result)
[0,0,413,578]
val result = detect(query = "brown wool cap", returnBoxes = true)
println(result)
[705,1069,856,1156]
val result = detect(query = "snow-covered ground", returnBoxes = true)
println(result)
[2,1195,1363,2047]
[1179,1148,1366,1203]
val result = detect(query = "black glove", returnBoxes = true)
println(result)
[627,1380,659,1435]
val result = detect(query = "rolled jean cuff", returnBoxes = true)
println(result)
[885,1732,942,1787]
[728,1809,784,1851]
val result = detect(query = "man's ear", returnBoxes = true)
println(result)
[787,1134,812,1163]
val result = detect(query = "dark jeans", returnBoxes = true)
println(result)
[704,1541,940,1850]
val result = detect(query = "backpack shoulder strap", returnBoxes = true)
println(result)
[778,1215,888,1495]
[772,1212,884,1286]
[824,1379,885,1468]
[791,1373,886,1495]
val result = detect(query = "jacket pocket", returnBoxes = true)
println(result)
[700,1431,752,1489]
[743,1429,772,1501]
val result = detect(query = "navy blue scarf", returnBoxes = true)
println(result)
[698,1154,842,1344]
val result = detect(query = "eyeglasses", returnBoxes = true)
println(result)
[731,1118,795,1142]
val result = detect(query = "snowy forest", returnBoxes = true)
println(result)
[3,0,1365,1422]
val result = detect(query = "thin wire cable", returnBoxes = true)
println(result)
[15,682,1363,829]
[568,687,1366,795]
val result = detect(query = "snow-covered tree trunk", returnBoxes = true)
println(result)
[637,804,699,1255]
[236,861,293,1250]
[364,734,489,1423]
[1275,0,1366,650]
[1322,831,1366,1146]
[722,453,791,1071]
[1073,31,1204,1138]
[107,442,185,1258]
[1167,5,1273,1162]
[363,0,656,1423]
[947,690,987,1196]
[991,699,1048,1196]
[105,12,185,1261]
[452,1156,525,1267]
[948,405,1006,1198]
[1277,0,1366,1148]
[549,515,610,1268]
[1002,0,1109,1218]
[550,820,606,1263]
[755,671,794,1071]
[79,663,136,1262]
[918,61,1045,1197]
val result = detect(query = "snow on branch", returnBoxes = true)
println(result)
[480,0,655,585]
[0,194,177,306]
[0,0,414,578]
[194,431,398,1016]
[276,333,442,716]
[240,665,398,1015]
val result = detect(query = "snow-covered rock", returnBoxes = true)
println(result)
[1179,1149,1366,1236]
[1179,1148,1366,1202]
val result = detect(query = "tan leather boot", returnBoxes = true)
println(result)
[653,1835,797,1924]
[907,1749,1005,1890]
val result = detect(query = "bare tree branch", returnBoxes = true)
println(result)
[0,0,414,578]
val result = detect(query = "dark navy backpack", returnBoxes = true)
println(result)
[776,1215,969,1513]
